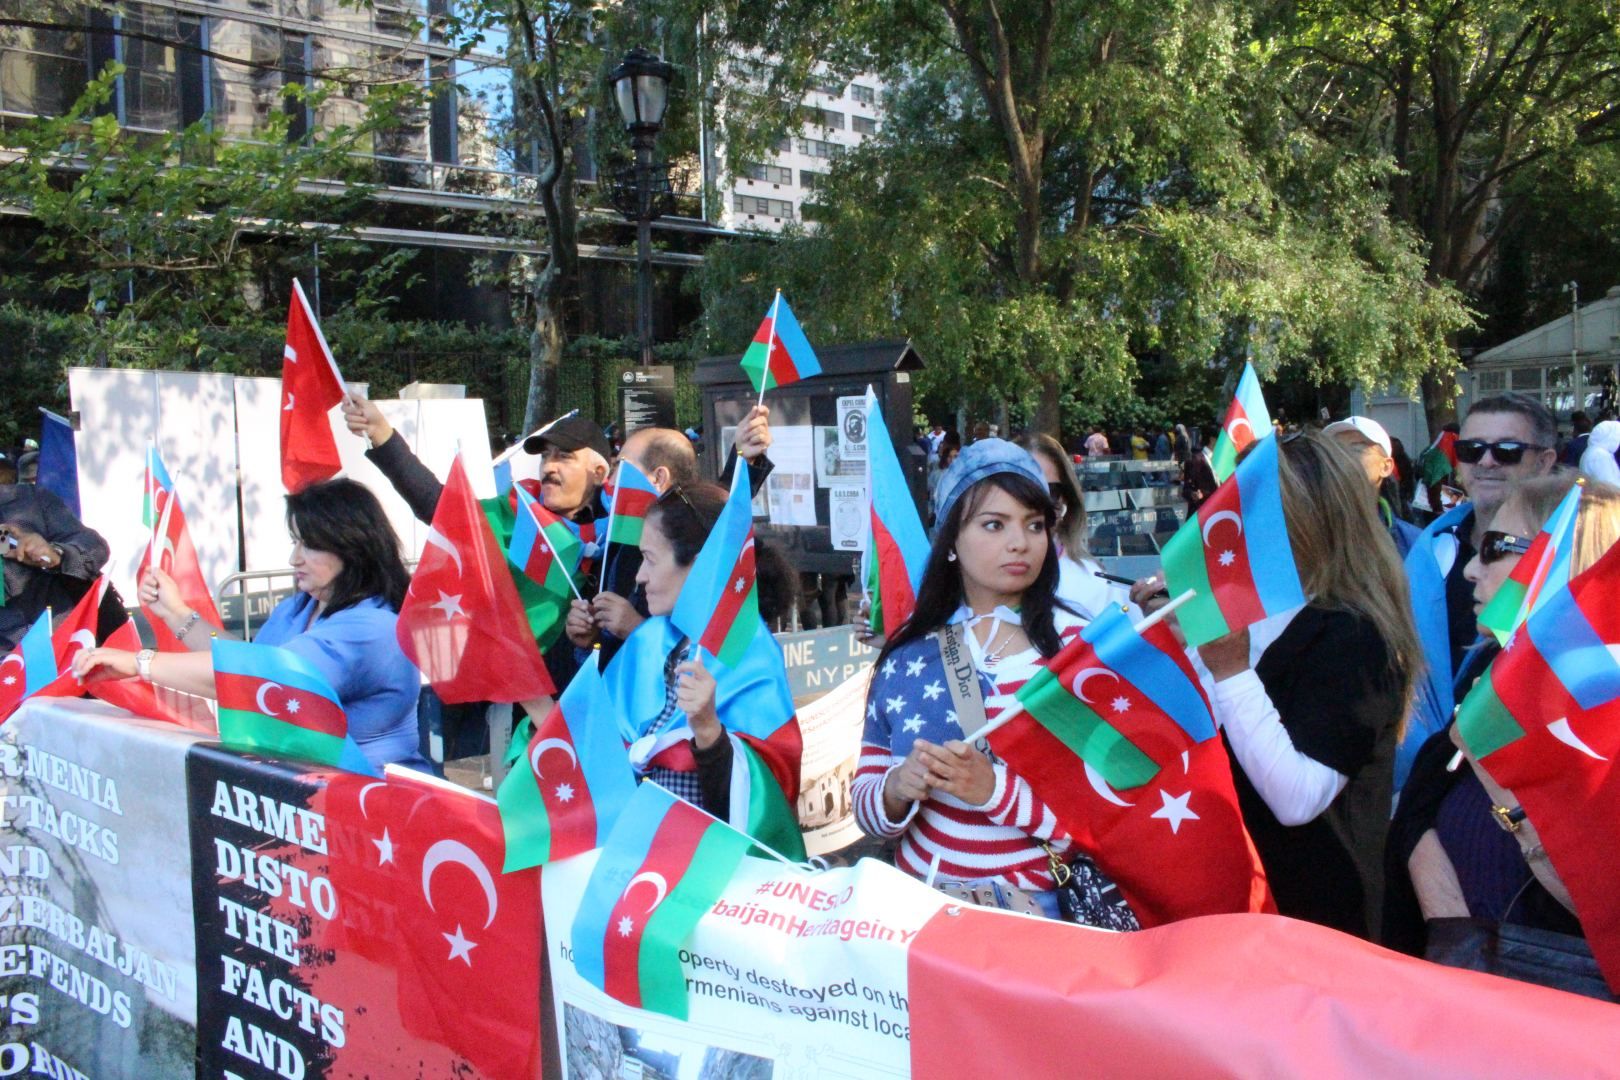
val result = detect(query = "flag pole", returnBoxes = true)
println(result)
[970,590,1199,745]
[756,290,781,414]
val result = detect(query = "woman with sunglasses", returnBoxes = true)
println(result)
[1386,473,1620,973]
[1017,433,1132,619]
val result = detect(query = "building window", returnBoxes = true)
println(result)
[732,194,795,219]
[852,114,878,136]
[800,106,845,130]
[1510,367,1542,391]
[1475,370,1507,392]
[796,137,845,160]
[774,135,793,154]
[799,169,828,190]
[809,78,844,97]
[0,24,91,117]
[742,162,793,185]
[850,84,875,105]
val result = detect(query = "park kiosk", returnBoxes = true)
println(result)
[695,339,928,592]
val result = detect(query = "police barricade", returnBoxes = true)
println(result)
[5,698,1619,1079]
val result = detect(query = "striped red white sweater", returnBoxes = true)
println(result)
[852,614,1084,890]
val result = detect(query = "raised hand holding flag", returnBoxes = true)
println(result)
[139,444,224,652]
[281,278,348,492]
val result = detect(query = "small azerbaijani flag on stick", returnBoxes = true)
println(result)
[509,483,583,601]
[670,466,759,668]
[1160,434,1305,647]
[738,291,822,399]
[605,459,660,548]
[1210,362,1273,483]
[212,638,376,775]
[498,653,639,871]
[1478,481,1583,646]
[0,611,59,723]
[862,385,929,637]
[570,781,753,1019]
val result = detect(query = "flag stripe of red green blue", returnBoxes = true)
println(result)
[1161,435,1304,647]
[1210,363,1272,482]
[1479,483,1581,645]
[509,484,581,597]
[863,386,929,636]
[738,293,822,393]
[144,444,174,529]
[1008,606,1213,789]
[606,460,659,547]
[498,655,638,870]
[571,783,753,1019]
[671,467,760,668]
[211,638,376,775]
[0,611,60,722]
[1521,546,1620,712]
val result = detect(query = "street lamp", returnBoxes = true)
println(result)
[609,47,675,367]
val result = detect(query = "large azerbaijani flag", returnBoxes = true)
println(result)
[570,782,754,1018]
[498,654,638,871]
[1160,434,1305,647]
[1457,537,1620,993]
[670,466,759,668]
[1478,481,1582,645]
[739,292,822,394]
[212,638,377,775]
[863,385,930,637]
[1210,362,1273,482]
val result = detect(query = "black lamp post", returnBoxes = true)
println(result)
[608,47,675,367]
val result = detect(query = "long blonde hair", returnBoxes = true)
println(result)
[1501,472,1620,575]
[1278,432,1423,731]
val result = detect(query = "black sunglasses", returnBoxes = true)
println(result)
[1455,439,1545,466]
[1479,530,1533,565]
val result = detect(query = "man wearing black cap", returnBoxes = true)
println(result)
[522,415,614,528]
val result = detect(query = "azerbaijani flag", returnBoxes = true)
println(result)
[1160,434,1305,647]
[670,467,759,668]
[143,441,173,529]
[739,292,822,394]
[1005,604,1215,790]
[1478,482,1582,645]
[1210,362,1273,482]
[570,781,754,1018]
[605,459,659,548]
[0,611,59,723]
[212,638,376,775]
[498,654,638,871]
[1457,538,1620,992]
[863,385,930,637]
[509,483,582,599]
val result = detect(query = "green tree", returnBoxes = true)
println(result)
[678,0,1468,433]
[1274,0,1620,426]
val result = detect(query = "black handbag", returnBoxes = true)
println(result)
[1044,843,1141,931]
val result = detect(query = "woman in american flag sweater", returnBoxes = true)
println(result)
[853,440,1087,915]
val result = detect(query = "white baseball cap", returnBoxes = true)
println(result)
[1323,415,1392,457]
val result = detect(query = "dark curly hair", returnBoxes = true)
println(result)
[285,478,410,616]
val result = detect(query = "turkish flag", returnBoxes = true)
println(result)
[396,454,554,703]
[281,278,346,493]
[314,769,544,1078]
[87,619,217,731]
[136,476,223,653]
[908,906,1620,1077]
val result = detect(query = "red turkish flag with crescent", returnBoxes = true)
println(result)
[137,460,224,653]
[281,278,347,493]
[396,454,554,703]
[283,768,544,1078]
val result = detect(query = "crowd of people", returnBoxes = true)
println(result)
[8,381,1618,1003]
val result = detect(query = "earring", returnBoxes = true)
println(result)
[947,551,957,562]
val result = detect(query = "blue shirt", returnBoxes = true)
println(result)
[256,593,428,771]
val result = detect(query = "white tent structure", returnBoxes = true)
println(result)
[1467,285,1620,424]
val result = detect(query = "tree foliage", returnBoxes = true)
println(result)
[681,0,1469,433]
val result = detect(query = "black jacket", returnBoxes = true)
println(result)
[0,485,110,651]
